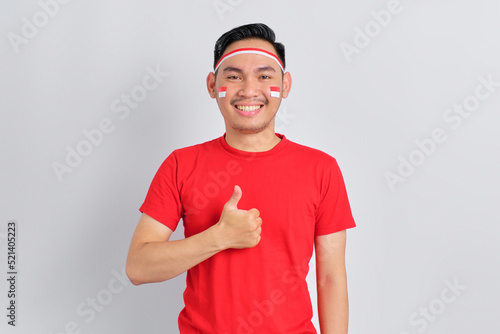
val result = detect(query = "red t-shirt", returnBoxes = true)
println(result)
[140,134,356,334]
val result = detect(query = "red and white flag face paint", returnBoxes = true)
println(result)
[270,86,280,98]
[218,87,227,98]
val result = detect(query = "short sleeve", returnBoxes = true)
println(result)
[139,152,183,231]
[315,159,356,236]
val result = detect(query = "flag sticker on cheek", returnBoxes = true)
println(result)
[218,87,227,98]
[270,86,280,98]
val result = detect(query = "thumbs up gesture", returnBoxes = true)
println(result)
[215,185,262,250]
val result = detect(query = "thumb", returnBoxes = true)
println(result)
[225,185,242,209]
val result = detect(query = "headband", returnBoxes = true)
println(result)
[214,48,285,73]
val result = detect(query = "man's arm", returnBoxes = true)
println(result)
[315,230,349,334]
[126,185,261,285]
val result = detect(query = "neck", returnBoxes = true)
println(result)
[224,128,281,152]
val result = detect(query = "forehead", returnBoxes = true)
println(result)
[219,39,281,72]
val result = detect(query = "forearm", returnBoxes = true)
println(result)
[317,273,349,334]
[126,225,223,285]
[127,186,261,285]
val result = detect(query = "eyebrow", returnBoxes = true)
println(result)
[221,65,276,73]
[222,66,243,74]
[255,65,276,73]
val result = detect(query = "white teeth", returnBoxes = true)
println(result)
[236,105,261,112]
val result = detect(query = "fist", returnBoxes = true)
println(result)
[216,185,262,249]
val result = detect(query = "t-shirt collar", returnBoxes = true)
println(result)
[219,133,288,158]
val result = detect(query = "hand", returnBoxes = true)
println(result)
[215,185,262,250]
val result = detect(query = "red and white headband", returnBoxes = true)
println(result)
[214,48,285,73]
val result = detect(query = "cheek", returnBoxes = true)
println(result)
[217,86,227,98]
[269,86,281,98]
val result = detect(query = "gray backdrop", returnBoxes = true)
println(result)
[1,0,499,333]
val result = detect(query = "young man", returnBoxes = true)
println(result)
[126,23,356,334]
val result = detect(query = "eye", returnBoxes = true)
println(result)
[227,75,241,80]
[260,75,271,80]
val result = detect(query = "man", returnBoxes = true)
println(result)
[126,23,356,334]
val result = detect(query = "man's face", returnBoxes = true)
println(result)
[207,38,291,135]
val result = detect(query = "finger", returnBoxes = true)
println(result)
[225,185,242,209]
[256,226,262,235]
[248,208,260,217]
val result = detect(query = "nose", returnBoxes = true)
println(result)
[239,77,261,98]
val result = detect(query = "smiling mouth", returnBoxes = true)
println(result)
[235,105,263,112]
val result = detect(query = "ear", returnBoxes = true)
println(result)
[281,72,292,98]
[206,72,216,99]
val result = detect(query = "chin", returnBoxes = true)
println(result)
[231,120,274,134]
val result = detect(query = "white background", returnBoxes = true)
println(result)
[1,0,499,333]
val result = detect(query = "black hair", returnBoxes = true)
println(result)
[213,23,285,70]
